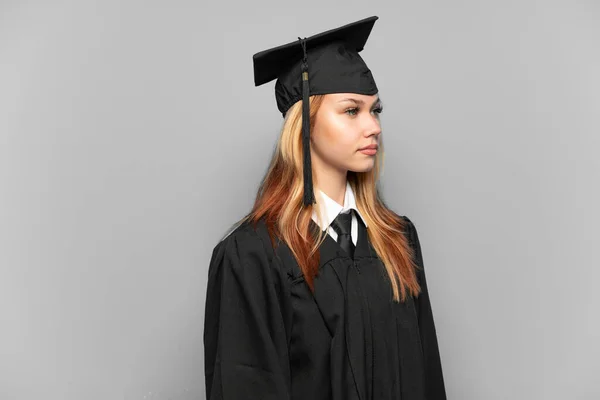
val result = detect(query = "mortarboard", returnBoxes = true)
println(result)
[252,16,380,206]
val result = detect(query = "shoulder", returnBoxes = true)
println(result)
[396,214,422,253]
[397,213,420,232]
[209,217,275,276]
[212,217,269,255]
[390,213,417,239]
[397,214,415,228]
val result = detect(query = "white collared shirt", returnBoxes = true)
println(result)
[311,181,368,246]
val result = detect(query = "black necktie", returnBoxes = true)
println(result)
[331,210,355,259]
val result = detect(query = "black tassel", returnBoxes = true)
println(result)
[298,37,316,206]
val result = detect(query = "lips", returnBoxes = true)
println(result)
[359,144,379,150]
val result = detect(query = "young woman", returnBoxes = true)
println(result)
[204,16,447,400]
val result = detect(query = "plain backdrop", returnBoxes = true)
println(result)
[1,1,599,399]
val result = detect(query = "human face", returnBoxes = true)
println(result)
[311,93,383,175]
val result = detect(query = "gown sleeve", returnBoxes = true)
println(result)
[203,229,291,400]
[404,216,448,400]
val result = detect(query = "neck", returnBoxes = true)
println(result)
[313,165,347,207]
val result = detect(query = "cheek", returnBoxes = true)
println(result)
[315,114,357,149]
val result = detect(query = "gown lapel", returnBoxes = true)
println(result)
[309,216,375,400]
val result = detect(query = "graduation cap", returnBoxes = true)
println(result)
[253,16,380,206]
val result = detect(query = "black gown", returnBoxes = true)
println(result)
[203,215,447,400]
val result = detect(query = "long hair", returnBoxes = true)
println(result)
[221,94,421,302]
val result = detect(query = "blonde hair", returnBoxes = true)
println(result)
[223,95,420,302]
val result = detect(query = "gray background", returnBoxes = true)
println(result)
[1,1,598,399]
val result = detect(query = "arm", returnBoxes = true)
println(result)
[203,230,291,399]
[405,216,447,400]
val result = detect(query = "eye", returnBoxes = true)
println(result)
[345,106,383,117]
[345,107,359,116]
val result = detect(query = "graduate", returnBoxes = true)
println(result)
[203,16,447,400]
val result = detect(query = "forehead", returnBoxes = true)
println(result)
[323,92,380,105]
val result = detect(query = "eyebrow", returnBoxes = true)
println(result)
[338,96,383,108]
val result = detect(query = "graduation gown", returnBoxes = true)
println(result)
[203,215,447,400]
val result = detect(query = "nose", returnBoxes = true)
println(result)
[364,113,382,138]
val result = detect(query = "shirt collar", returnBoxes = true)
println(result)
[311,181,368,231]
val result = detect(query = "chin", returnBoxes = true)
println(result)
[348,161,376,173]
